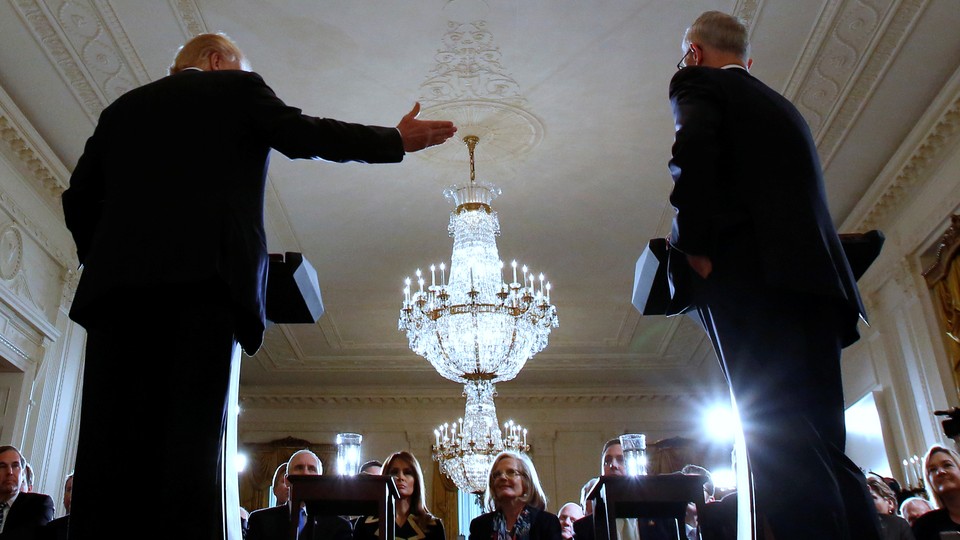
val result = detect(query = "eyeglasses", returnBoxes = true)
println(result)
[677,47,694,70]
[492,468,525,480]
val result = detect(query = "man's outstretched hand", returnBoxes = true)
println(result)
[397,102,457,152]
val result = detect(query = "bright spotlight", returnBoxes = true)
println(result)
[705,405,740,442]
[235,452,248,473]
[711,468,736,490]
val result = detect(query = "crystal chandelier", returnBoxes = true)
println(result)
[432,380,529,494]
[399,135,559,384]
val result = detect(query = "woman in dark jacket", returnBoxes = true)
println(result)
[353,451,445,540]
[469,451,561,540]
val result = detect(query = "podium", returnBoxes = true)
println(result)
[287,475,400,540]
[586,475,707,540]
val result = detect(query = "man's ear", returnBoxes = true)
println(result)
[208,52,224,71]
[283,473,290,488]
[746,58,753,70]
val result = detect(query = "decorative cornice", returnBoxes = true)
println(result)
[238,391,696,409]
[169,0,208,38]
[0,85,70,206]
[846,75,960,232]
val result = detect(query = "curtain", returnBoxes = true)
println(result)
[432,460,460,540]
[924,214,960,399]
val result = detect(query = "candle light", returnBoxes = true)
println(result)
[435,429,440,446]
[440,263,446,286]
[903,459,911,487]
[546,282,552,303]
[523,428,528,446]
[430,264,436,287]
[512,260,518,284]
[522,265,528,289]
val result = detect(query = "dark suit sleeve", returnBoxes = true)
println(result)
[533,511,562,540]
[238,73,404,164]
[428,518,446,540]
[667,67,725,257]
[62,107,114,264]
[469,513,491,540]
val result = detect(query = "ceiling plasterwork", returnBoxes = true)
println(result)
[858,93,960,231]
[11,0,148,119]
[239,391,694,409]
[417,20,543,165]
[733,0,764,33]
[169,0,207,38]
[816,0,929,169]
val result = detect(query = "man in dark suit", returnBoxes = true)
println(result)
[0,446,54,539]
[667,11,879,540]
[247,450,351,540]
[572,440,676,540]
[61,33,456,540]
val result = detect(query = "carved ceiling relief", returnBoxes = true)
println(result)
[51,0,141,100]
[417,20,543,165]
[797,0,889,134]
[818,0,928,166]
[169,0,208,37]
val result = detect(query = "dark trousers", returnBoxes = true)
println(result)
[69,282,238,540]
[694,277,880,540]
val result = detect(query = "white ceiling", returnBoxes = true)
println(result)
[1,0,958,408]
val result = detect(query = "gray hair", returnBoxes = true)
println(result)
[683,11,750,61]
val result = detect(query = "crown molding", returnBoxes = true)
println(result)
[239,387,697,409]
[843,63,960,234]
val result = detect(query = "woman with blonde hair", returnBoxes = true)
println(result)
[353,451,445,540]
[469,451,561,540]
[911,445,960,538]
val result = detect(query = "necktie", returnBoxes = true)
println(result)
[297,507,307,539]
[0,501,8,532]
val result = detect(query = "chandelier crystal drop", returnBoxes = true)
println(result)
[399,135,559,384]
[432,380,529,494]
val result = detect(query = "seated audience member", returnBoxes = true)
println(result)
[579,478,598,516]
[900,497,933,527]
[240,507,249,539]
[19,463,33,494]
[41,473,74,539]
[0,446,54,537]
[354,452,444,540]
[557,503,583,540]
[470,451,560,540]
[912,445,960,539]
[680,464,715,540]
[358,460,383,475]
[247,449,352,540]
[271,462,289,507]
[866,475,913,539]
[573,439,675,540]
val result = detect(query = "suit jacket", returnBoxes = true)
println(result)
[0,492,55,540]
[246,504,352,540]
[667,66,864,346]
[469,506,561,540]
[62,69,404,354]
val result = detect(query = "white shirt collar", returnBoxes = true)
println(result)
[721,64,749,72]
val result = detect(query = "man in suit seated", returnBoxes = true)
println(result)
[247,449,351,540]
[272,463,289,507]
[0,446,54,539]
[573,439,677,540]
